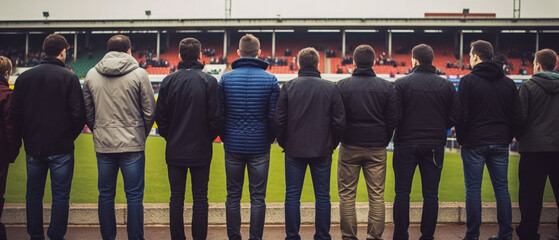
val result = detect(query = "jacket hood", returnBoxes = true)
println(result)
[298,67,321,78]
[532,71,559,94]
[95,51,139,77]
[471,61,505,80]
[178,60,204,70]
[231,57,269,70]
[352,67,376,76]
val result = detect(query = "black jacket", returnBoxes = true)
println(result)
[274,68,345,158]
[155,61,219,166]
[0,76,21,164]
[517,71,559,152]
[10,57,86,156]
[336,67,398,147]
[394,65,458,146]
[456,61,522,147]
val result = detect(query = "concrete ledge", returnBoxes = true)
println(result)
[2,202,557,226]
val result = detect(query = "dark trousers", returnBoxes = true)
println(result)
[516,152,559,240]
[0,163,8,240]
[392,145,444,240]
[168,164,210,240]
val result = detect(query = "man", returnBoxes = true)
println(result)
[274,47,345,240]
[0,56,21,240]
[218,34,279,240]
[392,44,458,240]
[456,40,521,240]
[516,49,559,240]
[336,44,398,240]
[83,35,156,240]
[155,38,219,240]
[10,34,85,240]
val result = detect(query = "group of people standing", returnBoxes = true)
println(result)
[0,33,557,240]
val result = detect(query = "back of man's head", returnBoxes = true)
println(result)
[0,56,12,76]
[43,34,70,57]
[239,34,260,58]
[534,48,558,72]
[297,47,320,70]
[470,40,494,61]
[107,35,131,53]
[179,38,201,61]
[411,44,434,65]
[353,45,375,68]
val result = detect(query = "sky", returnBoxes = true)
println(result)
[1,0,558,20]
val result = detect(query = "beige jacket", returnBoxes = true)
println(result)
[83,51,156,153]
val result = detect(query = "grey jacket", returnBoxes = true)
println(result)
[83,51,156,153]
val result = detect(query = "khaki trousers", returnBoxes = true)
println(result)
[338,143,387,240]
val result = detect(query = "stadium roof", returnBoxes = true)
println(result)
[1,18,559,32]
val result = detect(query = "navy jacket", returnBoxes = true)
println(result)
[10,57,86,156]
[336,67,398,147]
[456,61,522,147]
[393,65,458,146]
[274,68,345,158]
[155,60,219,166]
[218,57,280,154]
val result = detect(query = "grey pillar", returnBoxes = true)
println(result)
[223,30,229,58]
[388,30,392,58]
[535,31,540,52]
[74,32,78,61]
[459,31,464,68]
[341,29,346,57]
[25,33,29,62]
[156,31,161,60]
[272,30,276,59]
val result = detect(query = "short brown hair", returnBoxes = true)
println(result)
[42,34,70,57]
[297,47,320,69]
[535,48,558,72]
[179,38,201,61]
[412,44,434,65]
[107,35,131,53]
[353,45,375,68]
[470,40,494,61]
[0,56,12,76]
[239,34,260,57]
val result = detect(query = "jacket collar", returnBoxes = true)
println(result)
[41,57,65,68]
[352,67,376,77]
[298,67,321,78]
[0,75,8,87]
[410,64,436,74]
[231,57,269,70]
[178,60,204,70]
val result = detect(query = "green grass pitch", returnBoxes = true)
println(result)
[4,134,556,203]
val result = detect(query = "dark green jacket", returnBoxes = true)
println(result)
[517,71,559,152]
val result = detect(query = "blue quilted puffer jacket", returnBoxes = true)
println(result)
[218,57,280,154]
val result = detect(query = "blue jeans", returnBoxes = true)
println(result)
[392,145,444,240]
[461,145,513,239]
[97,151,145,240]
[225,152,270,240]
[26,153,74,240]
[285,155,332,240]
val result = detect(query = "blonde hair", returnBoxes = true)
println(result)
[0,56,12,76]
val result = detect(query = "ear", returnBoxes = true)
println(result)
[353,60,357,68]
[237,49,242,57]
[59,48,67,58]
[127,48,132,55]
[3,71,9,80]
[257,49,261,58]
[199,52,203,61]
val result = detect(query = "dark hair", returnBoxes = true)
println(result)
[107,35,131,53]
[535,48,558,72]
[470,40,494,61]
[42,34,70,57]
[297,47,320,69]
[411,44,434,65]
[179,38,201,61]
[239,34,260,57]
[353,44,375,68]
